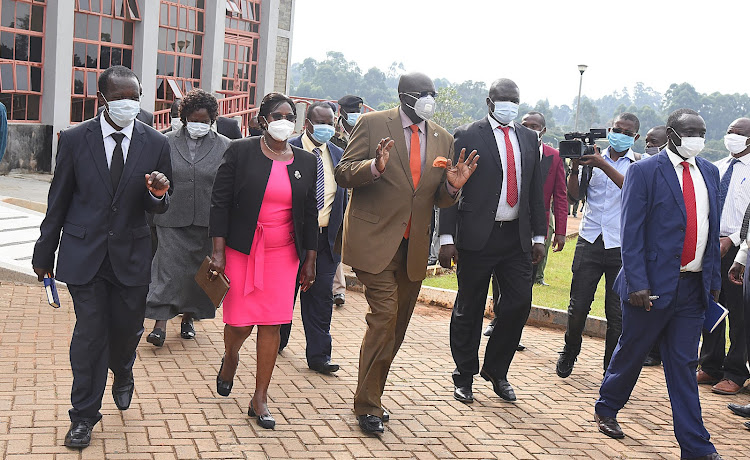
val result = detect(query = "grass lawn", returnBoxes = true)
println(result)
[422,235,608,318]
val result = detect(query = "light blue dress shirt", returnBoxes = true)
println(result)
[578,147,636,249]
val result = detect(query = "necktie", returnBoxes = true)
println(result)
[110,132,125,191]
[718,158,739,213]
[740,201,750,242]
[681,161,697,266]
[312,147,324,211]
[499,126,518,207]
[404,125,421,239]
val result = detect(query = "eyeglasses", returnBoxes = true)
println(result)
[400,91,438,99]
[611,127,637,137]
[267,113,297,122]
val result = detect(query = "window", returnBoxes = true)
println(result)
[223,0,260,105]
[0,0,45,122]
[156,0,204,111]
[70,0,140,123]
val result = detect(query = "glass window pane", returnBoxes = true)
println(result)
[188,9,195,30]
[86,71,96,95]
[15,1,30,30]
[193,34,201,55]
[165,53,174,75]
[73,42,85,67]
[13,94,27,120]
[112,19,122,43]
[158,27,166,50]
[156,77,164,99]
[101,16,111,42]
[15,33,29,61]
[30,5,43,32]
[0,31,13,59]
[185,80,192,92]
[156,52,164,75]
[192,58,200,80]
[169,5,177,27]
[26,94,39,120]
[99,45,110,69]
[86,43,97,68]
[196,0,204,9]
[79,0,90,11]
[103,0,112,15]
[179,7,186,29]
[1,0,15,28]
[196,11,203,32]
[29,36,41,62]
[30,66,40,92]
[84,98,96,120]
[0,63,13,90]
[127,0,139,19]
[87,14,98,40]
[16,64,28,90]
[159,3,167,25]
[90,0,100,13]
[71,98,84,123]
[114,0,123,17]
[111,47,121,66]
[123,21,132,45]
[74,69,84,94]
[122,48,131,68]
[74,12,86,38]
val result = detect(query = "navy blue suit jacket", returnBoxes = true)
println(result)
[614,150,721,309]
[33,116,172,286]
[289,134,347,262]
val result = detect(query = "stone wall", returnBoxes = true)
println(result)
[274,36,290,93]
[0,124,53,174]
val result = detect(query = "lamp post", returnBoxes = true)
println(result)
[573,64,587,131]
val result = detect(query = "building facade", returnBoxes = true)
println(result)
[0,0,295,172]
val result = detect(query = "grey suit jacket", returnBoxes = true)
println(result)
[154,128,231,228]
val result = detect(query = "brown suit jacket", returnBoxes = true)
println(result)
[334,107,458,281]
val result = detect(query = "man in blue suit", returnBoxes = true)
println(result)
[594,109,722,460]
[279,101,347,373]
[32,66,172,449]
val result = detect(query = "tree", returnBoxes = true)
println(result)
[432,86,473,134]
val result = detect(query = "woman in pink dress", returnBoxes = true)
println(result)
[208,93,318,429]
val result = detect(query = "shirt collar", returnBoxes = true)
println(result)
[399,106,426,133]
[604,146,636,162]
[487,114,515,131]
[100,113,135,141]
[666,148,696,167]
[301,131,328,154]
[729,153,750,165]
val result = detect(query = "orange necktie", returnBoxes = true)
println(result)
[404,124,421,238]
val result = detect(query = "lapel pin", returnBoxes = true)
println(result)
[294,170,301,179]
[434,133,438,137]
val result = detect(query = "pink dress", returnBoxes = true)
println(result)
[222,158,299,326]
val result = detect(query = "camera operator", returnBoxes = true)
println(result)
[556,112,641,379]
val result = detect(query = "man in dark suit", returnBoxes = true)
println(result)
[439,78,546,404]
[216,116,243,140]
[32,65,171,449]
[595,109,721,460]
[279,102,346,373]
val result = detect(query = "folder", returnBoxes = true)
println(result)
[44,274,60,308]
[703,299,728,334]
[194,256,230,309]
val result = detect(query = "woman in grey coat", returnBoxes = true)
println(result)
[145,89,232,346]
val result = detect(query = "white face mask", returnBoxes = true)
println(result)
[103,96,141,128]
[673,132,705,158]
[724,133,749,155]
[171,118,183,131]
[402,93,436,121]
[265,118,295,141]
[186,121,211,139]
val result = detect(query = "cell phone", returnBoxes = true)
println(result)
[648,295,659,300]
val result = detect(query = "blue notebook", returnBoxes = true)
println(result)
[43,275,60,309]
[703,299,728,333]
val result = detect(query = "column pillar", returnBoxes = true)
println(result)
[203,3,226,95]
[132,0,160,113]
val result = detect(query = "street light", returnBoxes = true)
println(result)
[573,64,587,131]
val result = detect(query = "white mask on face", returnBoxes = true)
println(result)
[724,133,750,155]
[186,121,211,139]
[103,96,141,128]
[401,93,436,121]
[672,129,705,158]
[265,118,295,141]
[171,118,183,131]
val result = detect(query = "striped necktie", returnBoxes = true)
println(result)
[719,158,739,214]
[313,147,325,210]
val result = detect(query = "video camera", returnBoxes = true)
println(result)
[559,129,607,159]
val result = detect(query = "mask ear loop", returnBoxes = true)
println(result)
[399,92,419,111]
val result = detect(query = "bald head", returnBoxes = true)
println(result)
[729,118,750,137]
[645,125,667,148]
[398,72,435,94]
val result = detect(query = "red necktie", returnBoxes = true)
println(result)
[404,125,421,239]
[680,161,697,266]
[499,126,518,207]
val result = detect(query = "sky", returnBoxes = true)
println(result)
[290,0,750,107]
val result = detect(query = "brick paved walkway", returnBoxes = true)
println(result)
[1,283,749,459]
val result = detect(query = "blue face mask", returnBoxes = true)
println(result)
[607,131,635,152]
[492,101,519,125]
[346,112,361,126]
[311,124,335,144]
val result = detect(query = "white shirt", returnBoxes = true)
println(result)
[714,153,750,245]
[666,149,709,272]
[301,133,336,228]
[100,114,134,167]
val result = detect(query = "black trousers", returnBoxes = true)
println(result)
[279,229,338,365]
[66,256,148,423]
[563,235,622,371]
[699,244,748,384]
[451,220,532,386]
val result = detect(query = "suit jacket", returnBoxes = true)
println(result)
[289,134,347,263]
[32,116,172,286]
[154,129,231,228]
[209,136,318,259]
[216,116,243,140]
[334,106,458,281]
[439,118,546,253]
[541,144,568,235]
[614,150,721,309]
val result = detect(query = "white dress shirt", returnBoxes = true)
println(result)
[301,133,336,228]
[714,153,750,245]
[666,149,709,272]
[100,114,134,167]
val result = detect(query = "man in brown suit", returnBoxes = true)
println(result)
[334,72,478,434]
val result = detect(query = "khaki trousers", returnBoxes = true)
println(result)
[353,239,422,417]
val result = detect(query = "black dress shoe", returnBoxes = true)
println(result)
[744,421,750,430]
[516,342,526,351]
[480,369,516,401]
[333,293,345,305]
[112,372,134,410]
[357,414,384,433]
[594,412,624,439]
[453,385,474,403]
[728,403,750,418]
[483,324,494,337]
[689,453,723,460]
[309,361,340,374]
[556,350,578,378]
[216,356,236,397]
[64,421,93,448]
[248,402,275,429]
[146,328,166,347]
[643,355,661,366]
[180,320,195,339]
[381,409,389,423]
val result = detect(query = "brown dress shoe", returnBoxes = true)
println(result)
[696,370,720,385]
[712,379,742,395]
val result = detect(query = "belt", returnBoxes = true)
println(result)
[319,226,328,234]
[494,219,519,228]
[679,271,702,279]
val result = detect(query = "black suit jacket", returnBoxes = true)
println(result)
[439,117,546,252]
[33,116,172,286]
[216,116,243,140]
[209,137,319,259]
